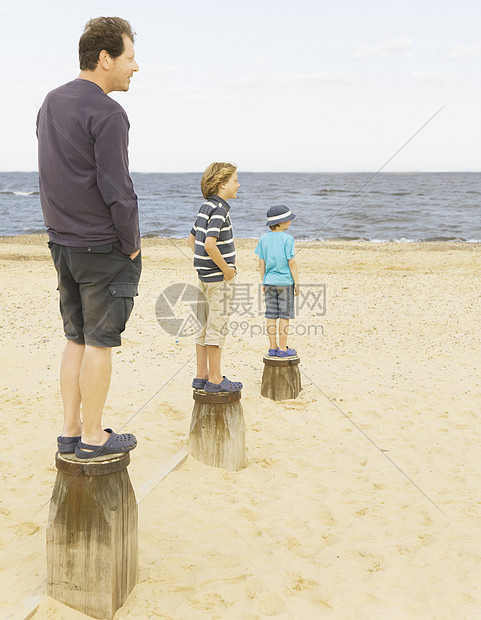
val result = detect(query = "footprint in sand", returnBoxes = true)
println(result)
[188,591,233,611]
[288,572,320,592]
[206,551,241,569]
[239,507,263,522]
[258,591,286,616]
[318,508,336,526]
[15,521,40,536]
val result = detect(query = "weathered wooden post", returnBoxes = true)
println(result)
[47,451,138,619]
[189,390,246,471]
[261,355,301,400]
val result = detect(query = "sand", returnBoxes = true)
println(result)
[1,234,480,619]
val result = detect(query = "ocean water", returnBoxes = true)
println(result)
[1,171,480,242]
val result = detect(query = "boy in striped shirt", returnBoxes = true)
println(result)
[187,162,243,393]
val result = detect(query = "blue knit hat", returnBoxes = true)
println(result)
[266,205,296,226]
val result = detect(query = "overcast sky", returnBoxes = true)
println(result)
[3,0,480,172]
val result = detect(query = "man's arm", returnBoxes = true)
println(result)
[94,112,140,256]
[205,237,236,281]
[187,233,196,253]
[288,257,299,295]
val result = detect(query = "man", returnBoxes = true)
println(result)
[37,17,141,459]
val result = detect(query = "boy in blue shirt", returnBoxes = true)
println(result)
[255,205,299,357]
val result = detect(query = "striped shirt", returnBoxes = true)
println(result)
[190,195,236,282]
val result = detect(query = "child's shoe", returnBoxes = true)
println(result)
[192,378,207,389]
[277,347,297,357]
[205,376,243,392]
[268,348,278,356]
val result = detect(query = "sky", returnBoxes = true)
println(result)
[3,0,480,172]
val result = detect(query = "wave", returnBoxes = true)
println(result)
[315,189,419,199]
[0,190,39,196]
[423,236,467,242]
[2,229,479,243]
[313,188,353,196]
[22,227,47,234]
[365,190,412,197]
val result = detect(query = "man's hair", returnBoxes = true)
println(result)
[201,162,237,199]
[79,17,135,71]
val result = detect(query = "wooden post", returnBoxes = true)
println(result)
[261,355,301,400]
[189,390,246,471]
[47,451,138,619]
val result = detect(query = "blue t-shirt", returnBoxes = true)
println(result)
[255,231,295,285]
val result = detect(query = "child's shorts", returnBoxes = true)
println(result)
[264,284,295,319]
[195,280,233,348]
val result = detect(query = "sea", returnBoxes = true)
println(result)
[1,171,480,242]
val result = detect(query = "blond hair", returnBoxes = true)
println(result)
[201,162,237,199]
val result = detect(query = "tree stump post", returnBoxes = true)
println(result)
[261,355,301,400]
[46,451,138,619]
[189,390,246,471]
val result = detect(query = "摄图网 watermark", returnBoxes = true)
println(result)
[155,282,326,338]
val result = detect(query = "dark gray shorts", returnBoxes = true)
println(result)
[49,241,142,347]
[264,284,295,319]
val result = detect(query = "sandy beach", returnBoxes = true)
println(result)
[1,234,480,619]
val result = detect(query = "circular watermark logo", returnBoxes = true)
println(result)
[155,283,207,337]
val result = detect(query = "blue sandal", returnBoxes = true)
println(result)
[75,429,137,459]
[268,348,278,357]
[277,347,297,357]
[192,378,207,389]
[204,376,243,393]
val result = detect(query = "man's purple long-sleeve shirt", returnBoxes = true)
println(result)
[37,78,140,255]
